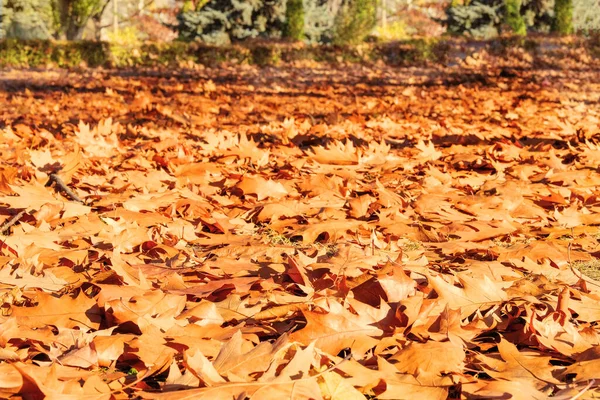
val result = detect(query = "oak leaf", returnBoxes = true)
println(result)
[389,340,465,378]
[8,291,101,330]
[478,338,562,386]
[236,176,288,201]
[427,272,507,318]
[290,299,383,356]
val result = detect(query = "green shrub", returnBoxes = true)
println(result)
[156,42,194,66]
[332,0,377,45]
[0,40,44,67]
[375,21,409,41]
[0,36,595,70]
[106,27,142,67]
[56,41,107,67]
[0,40,108,68]
[380,38,448,65]
[250,44,282,65]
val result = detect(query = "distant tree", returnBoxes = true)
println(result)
[446,0,502,38]
[53,0,109,40]
[283,0,304,40]
[552,0,573,33]
[177,0,379,45]
[177,0,287,44]
[2,0,55,39]
[446,0,554,38]
[574,0,600,32]
[303,0,338,43]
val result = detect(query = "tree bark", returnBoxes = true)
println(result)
[552,0,573,34]
[113,0,118,35]
[56,0,110,40]
[67,24,86,40]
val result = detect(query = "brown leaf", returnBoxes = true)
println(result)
[9,291,101,330]
[213,331,289,381]
[479,338,562,385]
[348,194,374,219]
[236,176,288,201]
[290,299,383,356]
[390,340,465,378]
[427,272,507,318]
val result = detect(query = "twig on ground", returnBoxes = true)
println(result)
[569,379,596,400]
[250,303,310,321]
[0,210,26,234]
[45,173,84,204]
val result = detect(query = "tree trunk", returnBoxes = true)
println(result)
[56,0,109,40]
[552,0,573,34]
[113,0,118,35]
[56,0,70,39]
[66,24,86,40]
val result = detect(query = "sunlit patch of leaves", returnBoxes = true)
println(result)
[2,59,600,399]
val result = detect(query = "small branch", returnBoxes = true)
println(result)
[569,379,596,400]
[45,174,84,204]
[98,0,156,30]
[250,303,310,321]
[0,210,26,234]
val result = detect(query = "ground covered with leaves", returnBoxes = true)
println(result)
[1,58,600,399]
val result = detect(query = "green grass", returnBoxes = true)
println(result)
[262,227,295,246]
[399,238,422,252]
[491,236,533,249]
[256,226,339,258]
[573,259,600,280]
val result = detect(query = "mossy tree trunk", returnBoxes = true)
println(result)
[283,0,305,40]
[552,0,573,34]
[505,0,526,35]
[53,0,108,40]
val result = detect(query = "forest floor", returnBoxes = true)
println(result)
[1,62,600,399]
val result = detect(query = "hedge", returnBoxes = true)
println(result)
[0,36,597,69]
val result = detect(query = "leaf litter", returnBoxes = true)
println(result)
[0,61,600,398]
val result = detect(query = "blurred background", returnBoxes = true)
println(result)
[0,0,598,45]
